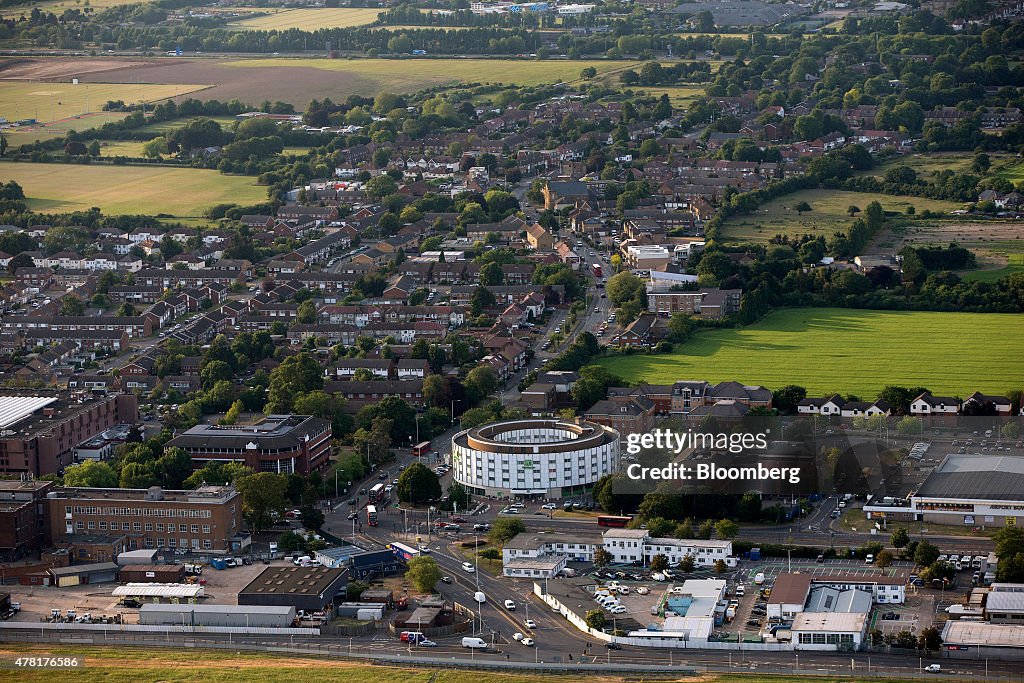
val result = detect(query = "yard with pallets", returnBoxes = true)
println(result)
[0,162,267,216]
[594,308,1021,398]
[720,189,966,244]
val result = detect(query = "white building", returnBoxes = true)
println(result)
[451,419,620,498]
[502,533,601,565]
[502,556,567,579]
[791,612,867,650]
[603,529,733,567]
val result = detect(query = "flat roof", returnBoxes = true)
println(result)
[942,621,1024,647]
[49,485,237,504]
[791,612,867,632]
[503,533,601,551]
[240,565,346,597]
[49,562,119,576]
[916,455,1024,502]
[503,557,565,570]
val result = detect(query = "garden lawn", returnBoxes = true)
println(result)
[720,189,966,243]
[594,308,1022,397]
[0,162,266,216]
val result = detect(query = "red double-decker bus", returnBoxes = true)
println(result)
[366,505,378,526]
[591,263,603,278]
[412,441,431,457]
[368,483,385,503]
[597,515,633,528]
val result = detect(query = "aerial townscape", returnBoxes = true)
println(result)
[0,0,1023,679]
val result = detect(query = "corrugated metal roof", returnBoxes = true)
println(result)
[112,583,204,598]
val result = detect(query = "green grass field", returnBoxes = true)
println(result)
[96,140,146,157]
[0,111,128,145]
[135,115,238,134]
[595,308,1021,397]
[633,85,706,106]
[962,253,1024,282]
[0,644,915,683]
[860,152,977,179]
[222,57,639,90]
[720,189,966,243]
[0,82,208,125]
[227,7,381,30]
[0,162,266,216]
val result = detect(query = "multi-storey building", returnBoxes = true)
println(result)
[167,415,332,476]
[0,392,139,477]
[0,479,55,561]
[47,484,244,558]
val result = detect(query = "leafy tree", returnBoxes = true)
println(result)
[346,580,369,601]
[594,548,612,566]
[464,365,498,405]
[59,296,85,317]
[714,559,727,574]
[478,548,501,565]
[62,460,117,487]
[696,519,715,539]
[580,66,597,80]
[488,517,526,544]
[396,462,441,504]
[918,626,943,652]
[891,527,910,549]
[876,549,895,570]
[266,353,323,413]
[847,205,861,217]
[914,539,940,567]
[235,472,288,533]
[448,481,470,510]
[794,201,812,215]
[771,385,807,415]
[606,271,642,306]
[679,555,696,573]
[299,503,324,531]
[649,553,669,571]
[584,609,607,630]
[200,360,233,390]
[897,416,921,436]
[715,519,739,539]
[406,555,442,592]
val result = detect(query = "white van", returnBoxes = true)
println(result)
[474,591,486,603]
[462,637,487,649]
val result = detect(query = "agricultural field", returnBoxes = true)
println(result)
[595,308,1021,397]
[226,7,381,30]
[720,189,966,243]
[632,85,706,106]
[0,0,150,19]
[223,57,639,91]
[0,162,266,216]
[0,81,209,125]
[875,220,1024,279]
[858,152,980,179]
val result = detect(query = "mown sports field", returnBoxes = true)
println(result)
[594,308,1021,397]
[0,81,209,124]
[0,162,266,216]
